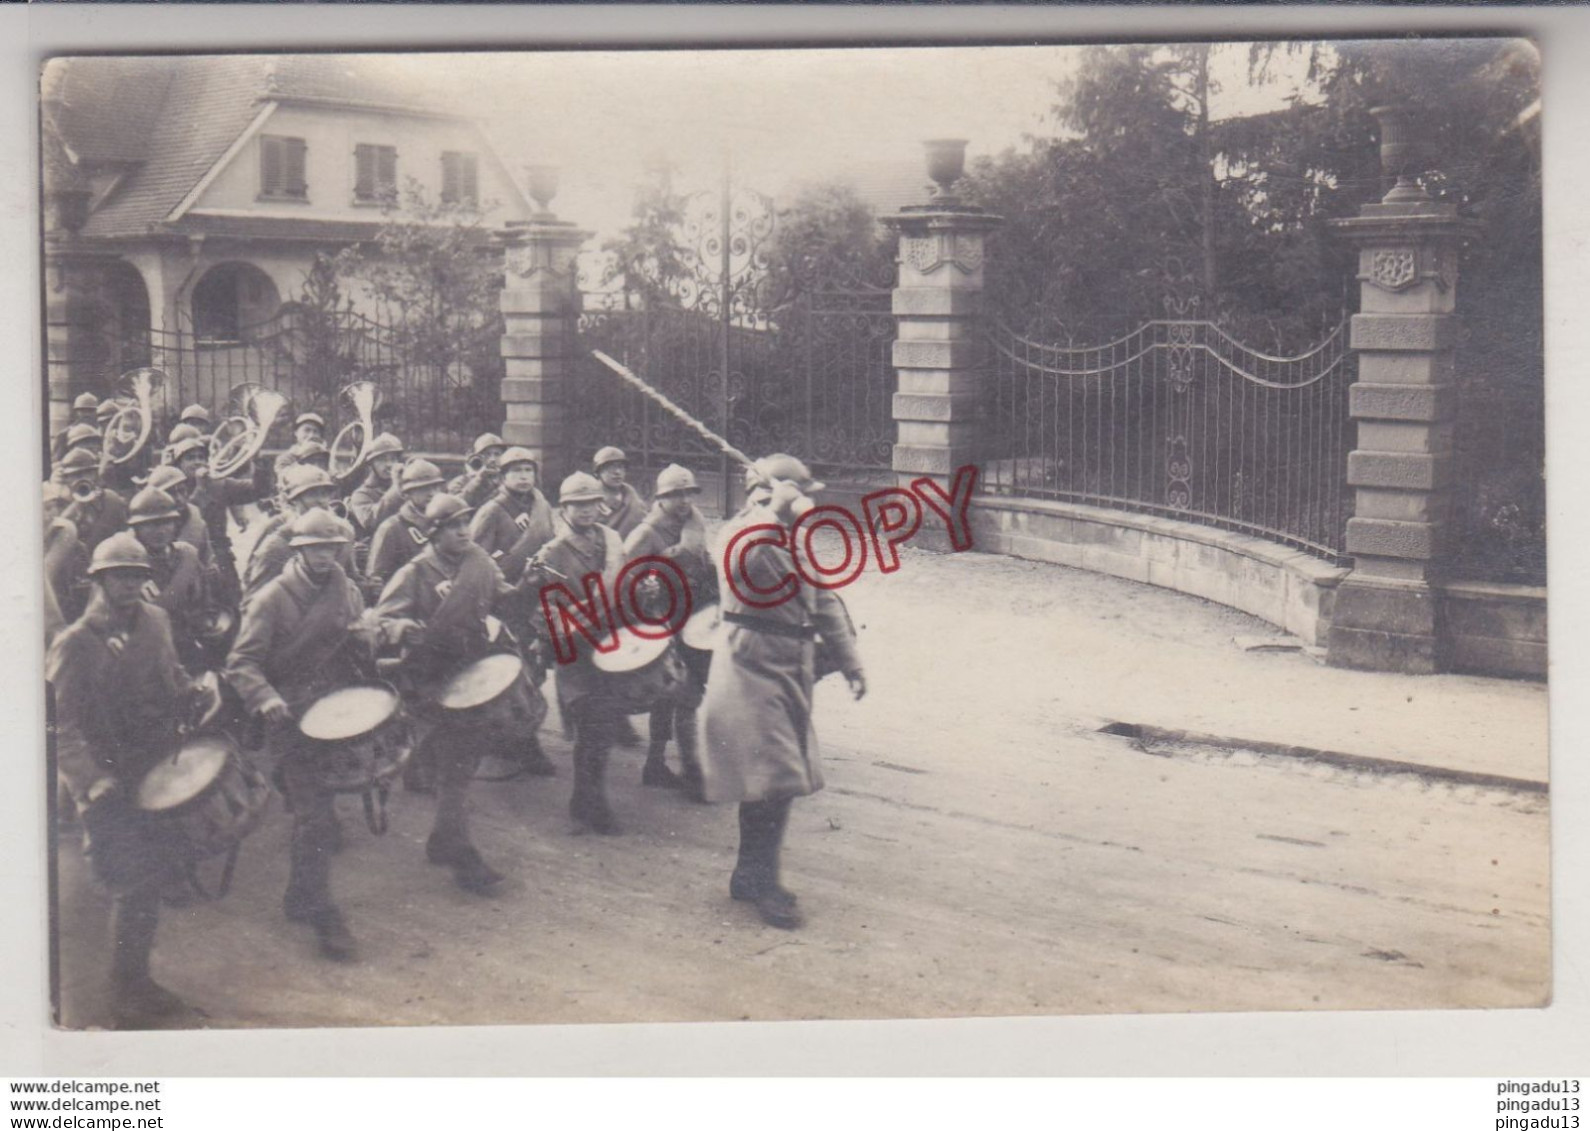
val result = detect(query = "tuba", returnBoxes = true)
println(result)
[209,384,289,479]
[103,368,165,465]
[329,380,378,481]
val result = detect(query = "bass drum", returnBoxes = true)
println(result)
[298,682,415,794]
[592,628,688,715]
[136,733,271,862]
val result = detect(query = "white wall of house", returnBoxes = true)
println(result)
[191,103,532,223]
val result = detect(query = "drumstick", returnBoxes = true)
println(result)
[590,351,757,471]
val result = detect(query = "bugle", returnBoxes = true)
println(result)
[103,368,165,466]
[209,385,287,479]
[329,380,379,480]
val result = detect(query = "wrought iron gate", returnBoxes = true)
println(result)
[570,175,896,504]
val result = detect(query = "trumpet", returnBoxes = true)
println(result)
[70,478,99,503]
[329,380,379,480]
[209,385,288,479]
[103,368,165,466]
[465,453,486,474]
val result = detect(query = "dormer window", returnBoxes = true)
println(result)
[259,135,308,201]
[354,144,398,204]
[441,151,479,207]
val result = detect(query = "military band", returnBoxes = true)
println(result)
[43,399,865,1025]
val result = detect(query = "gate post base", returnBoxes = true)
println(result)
[1326,574,1443,674]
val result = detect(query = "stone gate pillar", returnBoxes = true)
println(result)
[1327,107,1478,673]
[497,166,591,488]
[882,140,1001,500]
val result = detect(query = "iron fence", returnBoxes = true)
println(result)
[982,316,1355,561]
[86,306,501,455]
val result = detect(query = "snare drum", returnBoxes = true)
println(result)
[437,652,548,734]
[136,733,271,861]
[592,628,688,715]
[298,682,415,794]
[681,602,724,653]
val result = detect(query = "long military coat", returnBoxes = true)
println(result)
[699,508,862,804]
[225,558,368,716]
[366,501,429,588]
[470,487,557,584]
[46,593,191,806]
[598,482,648,541]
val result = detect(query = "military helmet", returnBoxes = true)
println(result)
[179,404,211,426]
[654,463,700,497]
[289,440,330,465]
[143,466,188,496]
[752,453,825,495]
[72,392,99,412]
[127,486,183,527]
[289,507,352,548]
[95,400,120,423]
[423,492,474,531]
[592,445,627,470]
[168,422,204,445]
[65,423,101,450]
[469,432,507,458]
[56,447,99,477]
[559,470,605,505]
[166,436,209,465]
[366,432,404,460]
[87,532,152,577]
[294,412,326,430]
[499,446,538,471]
[281,465,336,501]
[398,458,446,493]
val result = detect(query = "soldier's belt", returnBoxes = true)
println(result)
[722,611,817,640]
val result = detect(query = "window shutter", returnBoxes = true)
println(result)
[286,137,307,198]
[461,154,478,206]
[441,151,460,204]
[355,144,375,201]
[378,146,397,198]
[261,136,283,196]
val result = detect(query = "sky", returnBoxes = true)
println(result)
[380,44,1314,242]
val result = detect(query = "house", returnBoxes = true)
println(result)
[41,54,536,434]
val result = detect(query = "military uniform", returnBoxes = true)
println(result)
[623,466,718,796]
[470,486,557,584]
[225,518,370,960]
[366,501,431,588]
[376,497,545,890]
[46,534,207,1023]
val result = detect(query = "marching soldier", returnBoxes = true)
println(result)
[624,463,716,796]
[701,454,866,930]
[366,458,446,589]
[52,447,128,560]
[43,482,82,640]
[446,432,507,509]
[46,532,216,1026]
[376,493,544,893]
[144,465,214,570]
[177,437,261,613]
[592,446,648,540]
[538,471,682,833]
[61,423,102,461]
[51,392,100,462]
[293,412,326,447]
[127,486,208,673]
[244,466,361,603]
[225,509,375,961]
[345,432,406,538]
[272,434,330,487]
[469,447,557,585]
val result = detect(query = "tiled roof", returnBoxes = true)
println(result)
[168,214,385,244]
[829,159,935,216]
[49,55,469,241]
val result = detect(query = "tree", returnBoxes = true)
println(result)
[333,180,505,444]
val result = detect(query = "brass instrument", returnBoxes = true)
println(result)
[465,453,486,474]
[208,384,288,479]
[103,368,165,466]
[70,478,99,502]
[329,380,379,480]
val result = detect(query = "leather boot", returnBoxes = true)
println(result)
[569,721,619,834]
[308,906,358,961]
[642,705,683,788]
[449,846,506,895]
[517,732,557,777]
[110,886,202,1026]
[732,800,803,929]
[403,744,436,794]
[674,708,706,803]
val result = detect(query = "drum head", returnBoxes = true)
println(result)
[594,629,671,673]
[485,614,504,643]
[439,652,524,711]
[137,736,234,812]
[681,603,724,651]
[299,684,401,742]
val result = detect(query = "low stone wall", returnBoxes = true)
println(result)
[1440,580,1548,680]
[967,496,1348,646]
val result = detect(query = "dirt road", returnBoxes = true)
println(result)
[53,545,1550,1028]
